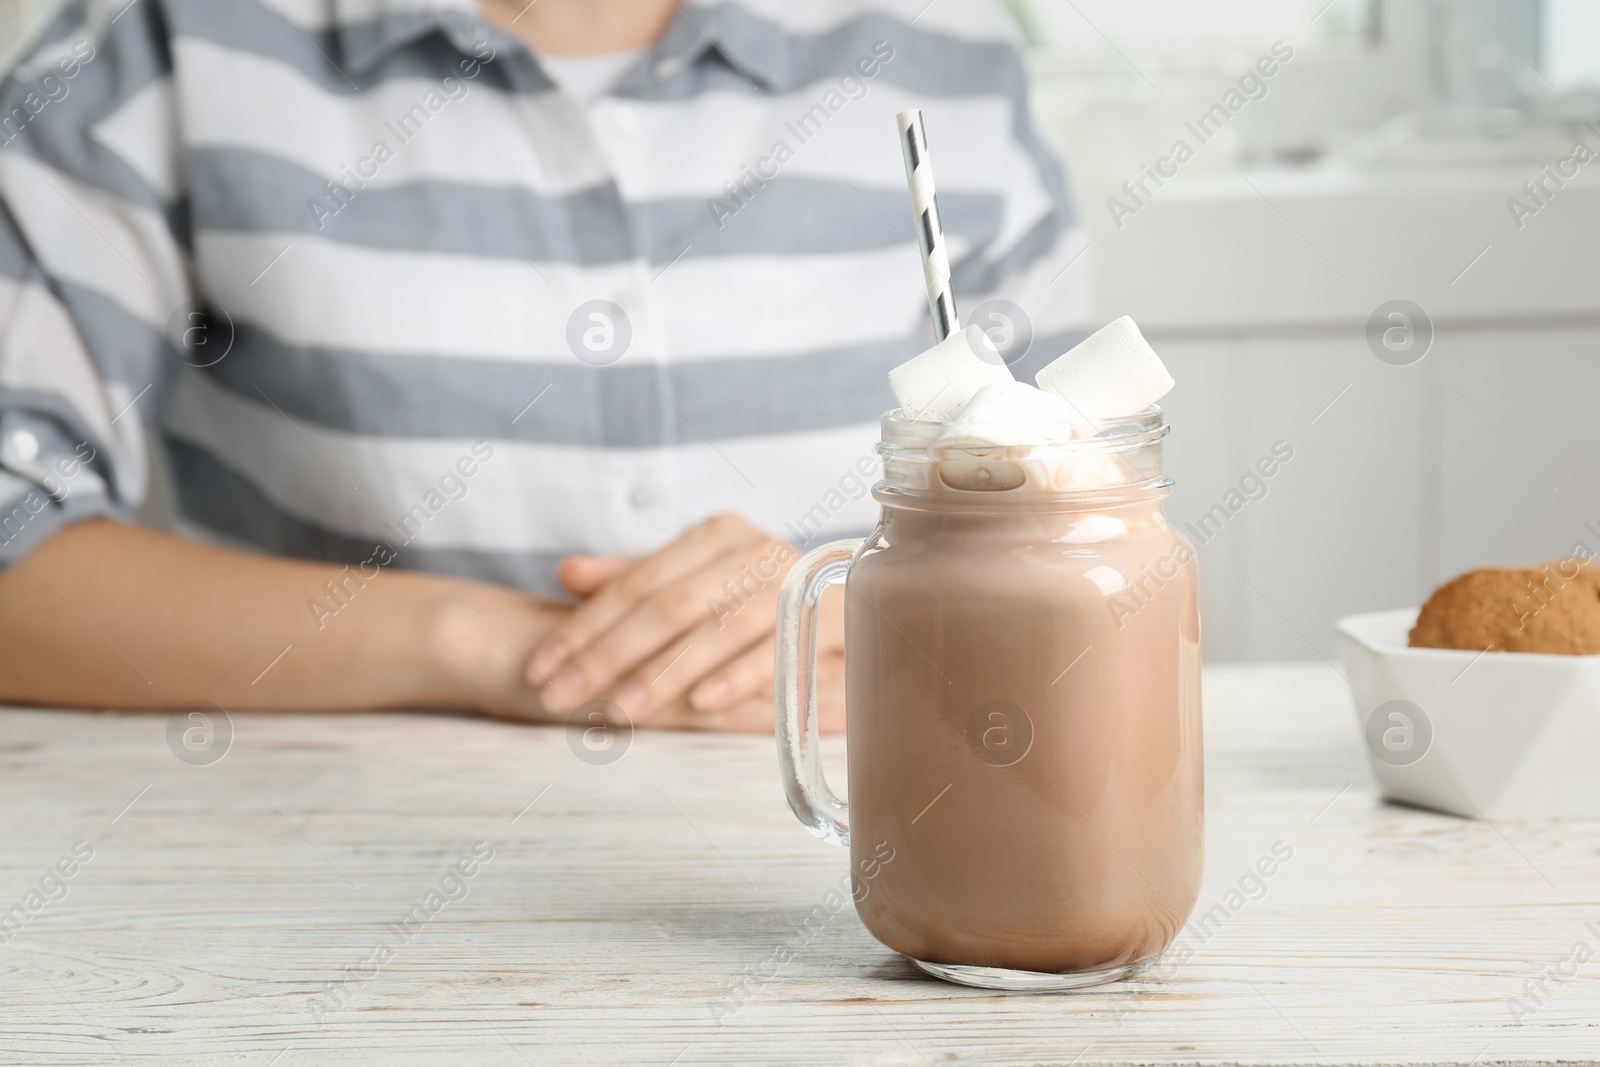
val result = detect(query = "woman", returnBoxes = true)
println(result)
[0,0,1085,729]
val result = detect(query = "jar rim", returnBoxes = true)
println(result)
[877,406,1170,458]
[874,406,1173,502]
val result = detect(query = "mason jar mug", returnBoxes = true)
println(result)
[774,409,1204,991]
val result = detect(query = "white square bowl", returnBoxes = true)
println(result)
[1336,607,1600,820]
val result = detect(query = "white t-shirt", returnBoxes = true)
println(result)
[537,48,646,103]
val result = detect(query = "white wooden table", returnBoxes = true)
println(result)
[2,664,1597,1065]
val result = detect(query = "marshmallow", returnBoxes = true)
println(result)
[935,380,1084,492]
[935,381,1151,492]
[1045,453,1135,492]
[889,324,1012,421]
[938,458,1029,491]
[937,380,1083,447]
[939,451,1130,493]
[1035,316,1173,420]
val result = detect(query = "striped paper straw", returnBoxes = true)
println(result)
[896,108,958,342]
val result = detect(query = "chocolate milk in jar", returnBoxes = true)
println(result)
[775,409,1203,990]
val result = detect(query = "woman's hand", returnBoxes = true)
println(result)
[0,518,842,732]
[522,513,844,733]
[426,578,569,722]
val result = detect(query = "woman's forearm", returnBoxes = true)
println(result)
[0,519,566,712]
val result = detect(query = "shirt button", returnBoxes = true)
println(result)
[608,103,641,136]
[628,481,657,509]
[7,429,40,462]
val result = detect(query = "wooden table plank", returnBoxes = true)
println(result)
[1,664,1597,1066]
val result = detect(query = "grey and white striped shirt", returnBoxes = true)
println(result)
[0,0,1086,595]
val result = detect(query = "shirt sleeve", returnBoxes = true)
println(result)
[0,0,190,566]
[942,0,1090,383]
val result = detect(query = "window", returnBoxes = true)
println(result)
[1543,0,1600,87]
[1022,0,1596,180]
[1008,0,1376,50]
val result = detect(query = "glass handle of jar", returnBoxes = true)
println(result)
[774,538,861,847]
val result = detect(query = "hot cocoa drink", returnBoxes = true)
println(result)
[843,465,1203,976]
[775,111,1202,990]
[775,314,1206,988]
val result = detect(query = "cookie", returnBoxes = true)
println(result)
[1409,562,1600,655]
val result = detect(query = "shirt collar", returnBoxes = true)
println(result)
[330,0,486,78]
[654,4,784,89]
[328,0,783,89]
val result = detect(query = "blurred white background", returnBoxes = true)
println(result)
[1019,0,1600,662]
[4,0,1598,663]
